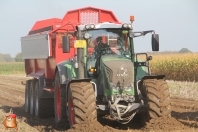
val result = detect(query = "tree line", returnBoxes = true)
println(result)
[0,53,23,62]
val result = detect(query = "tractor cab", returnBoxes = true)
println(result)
[85,27,131,57]
[78,23,133,78]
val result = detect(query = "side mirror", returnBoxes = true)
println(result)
[62,36,70,53]
[151,34,159,51]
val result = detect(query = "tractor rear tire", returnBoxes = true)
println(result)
[25,80,31,113]
[54,72,66,123]
[30,79,36,115]
[67,82,97,128]
[141,79,171,124]
[35,80,54,118]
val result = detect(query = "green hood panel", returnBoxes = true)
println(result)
[100,55,134,96]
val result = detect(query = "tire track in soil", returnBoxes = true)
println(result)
[0,75,198,131]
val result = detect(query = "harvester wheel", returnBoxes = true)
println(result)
[35,80,54,118]
[141,79,171,124]
[25,80,31,113]
[67,82,97,127]
[30,80,36,115]
[54,72,66,123]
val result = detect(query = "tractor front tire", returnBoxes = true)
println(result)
[142,79,171,123]
[67,82,97,128]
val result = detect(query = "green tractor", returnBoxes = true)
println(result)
[61,19,171,127]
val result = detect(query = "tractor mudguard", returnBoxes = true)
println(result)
[56,60,77,84]
[56,61,95,95]
[56,61,68,84]
[65,78,96,94]
[67,78,92,85]
[65,78,93,98]
[141,75,165,80]
[66,78,92,91]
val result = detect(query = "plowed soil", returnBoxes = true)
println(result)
[0,75,198,132]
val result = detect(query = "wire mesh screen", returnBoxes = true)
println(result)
[80,12,98,24]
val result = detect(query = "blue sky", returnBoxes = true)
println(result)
[0,0,198,57]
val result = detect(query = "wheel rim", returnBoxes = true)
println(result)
[68,90,75,126]
[56,85,61,120]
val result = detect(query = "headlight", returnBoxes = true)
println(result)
[122,23,128,28]
[90,24,95,28]
[128,24,132,28]
[112,86,119,91]
[124,86,131,91]
[122,23,132,29]
[85,24,95,29]
[84,32,90,39]
[85,25,90,29]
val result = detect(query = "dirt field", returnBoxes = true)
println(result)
[0,75,198,132]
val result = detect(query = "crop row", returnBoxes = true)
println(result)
[0,62,24,74]
[149,53,198,82]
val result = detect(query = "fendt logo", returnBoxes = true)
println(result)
[117,65,128,77]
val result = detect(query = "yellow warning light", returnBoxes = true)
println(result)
[130,16,134,22]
